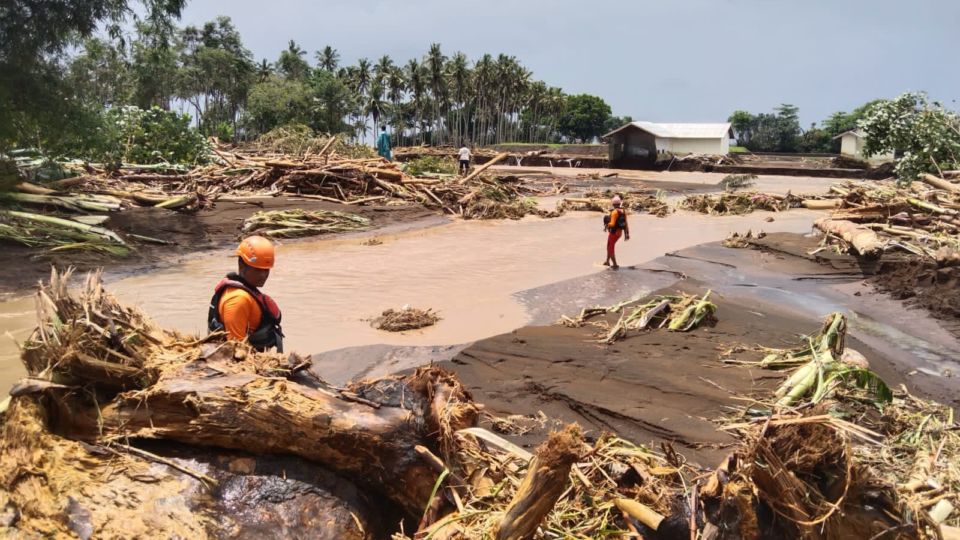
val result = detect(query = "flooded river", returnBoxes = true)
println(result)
[0,209,820,392]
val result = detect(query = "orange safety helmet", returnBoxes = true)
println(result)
[236,236,275,269]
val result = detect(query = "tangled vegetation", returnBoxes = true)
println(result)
[372,307,440,332]
[241,209,370,238]
[402,155,458,177]
[859,92,960,183]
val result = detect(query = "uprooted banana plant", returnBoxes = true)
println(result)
[560,291,717,343]
[727,313,893,407]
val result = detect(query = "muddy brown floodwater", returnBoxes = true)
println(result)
[0,209,820,392]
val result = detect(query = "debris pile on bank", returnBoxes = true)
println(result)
[1,273,957,538]
[679,191,805,215]
[1,142,559,256]
[813,176,960,258]
[558,189,672,217]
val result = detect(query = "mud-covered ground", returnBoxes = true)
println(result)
[872,260,960,337]
[423,234,960,468]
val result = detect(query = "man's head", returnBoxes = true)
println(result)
[612,195,622,208]
[236,235,275,287]
[381,126,386,132]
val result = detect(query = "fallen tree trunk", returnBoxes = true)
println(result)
[14,270,478,521]
[50,367,449,516]
[814,217,884,256]
[922,173,960,194]
[802,198,842,210]
[460,152,508,184]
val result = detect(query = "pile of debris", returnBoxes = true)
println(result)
[679,191,804,215]
[812,175,960,259]
[560,290,717,343]
[241,209,370,239]
[557,189,672,218]
[372,307,440,332]
[2,273,957,538]
[1,143,558,256]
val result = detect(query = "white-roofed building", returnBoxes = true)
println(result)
[603,121,733,167]
[833,130,895,163]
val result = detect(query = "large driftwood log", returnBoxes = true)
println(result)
[814,217,884,256]
[459,152,508,185]
[49,363,474,517]
[922,173,960,194]
[496,425,583,540]
[1,398,382,539]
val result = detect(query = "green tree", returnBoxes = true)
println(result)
[66,37,133,107]
[243,76,312,135]
[0,0,184,149]
[129,18,181,109]
[558,94,611,142]
[604,115,633,134]
[277,40,310,81]
[308,69,353,134]
[773,104,801,152]
[859,92,960,182]
[316,46,340,72]
[426,43,448,144]
[737,104,801,152]
[797,123,833,153]
[177,16,255,137]
[728,110,755,145]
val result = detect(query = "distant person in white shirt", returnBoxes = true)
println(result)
[457,143,471,175]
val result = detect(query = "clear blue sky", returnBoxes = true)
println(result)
[175,0,959,126]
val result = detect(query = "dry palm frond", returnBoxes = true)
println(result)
[241,209,370,238]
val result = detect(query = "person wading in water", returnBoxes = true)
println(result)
[208,236,284,352]
[603,195,629,269]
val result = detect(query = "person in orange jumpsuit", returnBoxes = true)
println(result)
[603,195,629,269]
[208,236,284,352]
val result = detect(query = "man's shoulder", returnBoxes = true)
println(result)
[221,287,256,304]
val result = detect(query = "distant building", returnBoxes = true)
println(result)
[833,131,895,163]
[604,121,733,167]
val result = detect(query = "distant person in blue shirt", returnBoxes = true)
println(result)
[376,125,392,161]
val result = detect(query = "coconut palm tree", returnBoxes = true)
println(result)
[277,40,309,80]
[374,55,394,87]
[316,45,339,72]
[364,80,389,134]
[406,59,426,145]
[256,59,272,82]
[425,43,447,144]
[386,67,406,144]
[471,54,494,145]
[446,52,471,145]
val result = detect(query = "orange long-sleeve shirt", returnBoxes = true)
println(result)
[218,288,262,341]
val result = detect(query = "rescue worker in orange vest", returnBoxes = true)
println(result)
[208,236,284,352]
[603,195,629,269]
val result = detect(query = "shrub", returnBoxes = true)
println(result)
[91,106,209,165]
[403,155,457,177]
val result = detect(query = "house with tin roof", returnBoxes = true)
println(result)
[604,121,733,167]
